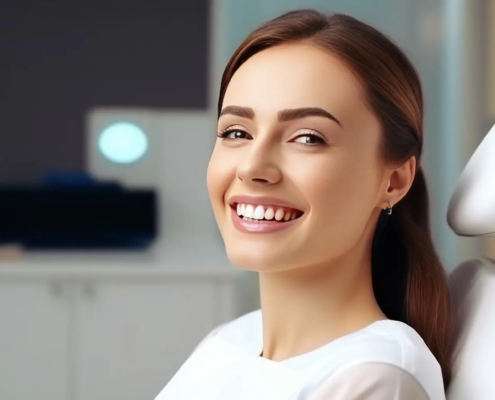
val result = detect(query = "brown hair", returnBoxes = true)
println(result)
[217,9,453,390]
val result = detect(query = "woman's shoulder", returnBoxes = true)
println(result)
[309,319,445,399]
[192,309,262,355]
[213,308,263,352]
[308,362,434,399]
[346,319,440,369]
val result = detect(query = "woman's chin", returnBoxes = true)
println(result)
[225,246,292,272]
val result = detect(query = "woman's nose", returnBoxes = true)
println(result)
[236,143,282,185]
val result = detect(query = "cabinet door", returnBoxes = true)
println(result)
[74,280,219,400]
[0,281,69,400]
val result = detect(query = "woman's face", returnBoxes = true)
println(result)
[207,43,387,272]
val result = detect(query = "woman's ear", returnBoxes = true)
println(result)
[381,156,417,208]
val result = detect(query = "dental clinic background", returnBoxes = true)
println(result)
[0,1,494,399]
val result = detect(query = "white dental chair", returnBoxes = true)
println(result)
[446,124,495,400]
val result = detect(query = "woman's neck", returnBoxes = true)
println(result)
[258,250,387,361]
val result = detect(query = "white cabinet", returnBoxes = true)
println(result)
[0,281,69,400]
[0,270,240,400]
[74,280,219,400]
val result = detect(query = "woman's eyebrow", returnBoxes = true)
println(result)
[219,106,342,127]
[219,106,255,119]
[278,107,342,127]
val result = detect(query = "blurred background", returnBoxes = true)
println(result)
[0,0,494,399]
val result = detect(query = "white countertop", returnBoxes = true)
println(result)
[0,251,241,280]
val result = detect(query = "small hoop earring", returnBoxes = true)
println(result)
[386,202,393,215]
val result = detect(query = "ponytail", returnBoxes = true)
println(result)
[372,166,453,389]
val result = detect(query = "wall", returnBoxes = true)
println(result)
[482,0,495,259]
[0,2,209,184]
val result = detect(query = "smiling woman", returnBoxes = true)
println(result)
[155,9,452,400]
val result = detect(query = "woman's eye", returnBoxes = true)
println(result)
[293,133,326,146]
[216,129,250,140]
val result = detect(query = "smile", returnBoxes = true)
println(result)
[229,202,304,233]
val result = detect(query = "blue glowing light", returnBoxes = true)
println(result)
[98,122,148,164]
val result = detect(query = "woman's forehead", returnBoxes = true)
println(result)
[222,44,368,122]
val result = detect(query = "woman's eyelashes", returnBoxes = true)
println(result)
[291,131,327,146]
[216,128,252,141]
[216,128,328,147]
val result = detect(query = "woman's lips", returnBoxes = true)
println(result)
[230,206,302,233]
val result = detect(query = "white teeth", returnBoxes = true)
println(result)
[253,205,265,220]
[274,208,284,221]
[264,207,274,220]
[244,204,254,218]
[235,203,301,222]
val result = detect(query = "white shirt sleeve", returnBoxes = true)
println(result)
[309,362,430,400]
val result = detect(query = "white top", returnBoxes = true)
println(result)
[155,309,445,400]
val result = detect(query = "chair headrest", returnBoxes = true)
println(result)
[447,124,495,237]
